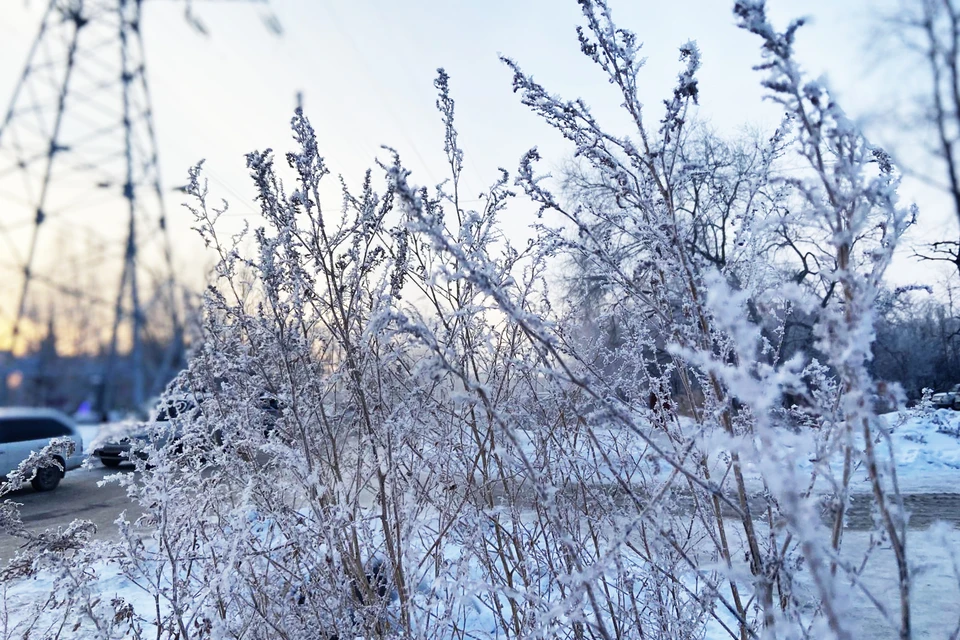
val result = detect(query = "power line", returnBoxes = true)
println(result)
[0,0,276,410]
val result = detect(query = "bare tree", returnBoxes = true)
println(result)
[877,0,960,274]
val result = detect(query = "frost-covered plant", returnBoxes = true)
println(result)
[397,0,918,637]
[0,440,127,639]
[0,1,936,639]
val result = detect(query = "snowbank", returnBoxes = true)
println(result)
[877,409,960,493]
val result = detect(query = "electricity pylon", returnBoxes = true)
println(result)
[0,0,275,411]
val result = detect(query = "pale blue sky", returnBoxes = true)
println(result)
[0,0,949,290]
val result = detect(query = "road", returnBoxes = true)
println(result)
[0,455,956,640]
[2,457,959,564]
[0,463,141,562]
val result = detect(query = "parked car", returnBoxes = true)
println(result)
[94,393,283,468]
[932,384,960,410]
[0,408,84,491]
[93,395,201,467]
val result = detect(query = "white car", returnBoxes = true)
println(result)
[0,407,84,491]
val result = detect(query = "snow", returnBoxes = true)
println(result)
[0,559,159,637]
[6,409,960,637]
[870,409,960,494]
[703,524,960,640]
[884,409,960,466]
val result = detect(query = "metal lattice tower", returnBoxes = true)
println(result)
[0,0,273,411]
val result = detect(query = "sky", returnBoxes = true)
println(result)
[0,0,953,319]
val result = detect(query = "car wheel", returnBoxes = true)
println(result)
[101,458,122,468]
[31,464,61,491]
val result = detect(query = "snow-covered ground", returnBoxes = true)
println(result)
[876,409,960,493]
[701,524,960,640]
[6,410,960,638]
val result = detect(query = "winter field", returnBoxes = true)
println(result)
[1,411,959,638]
